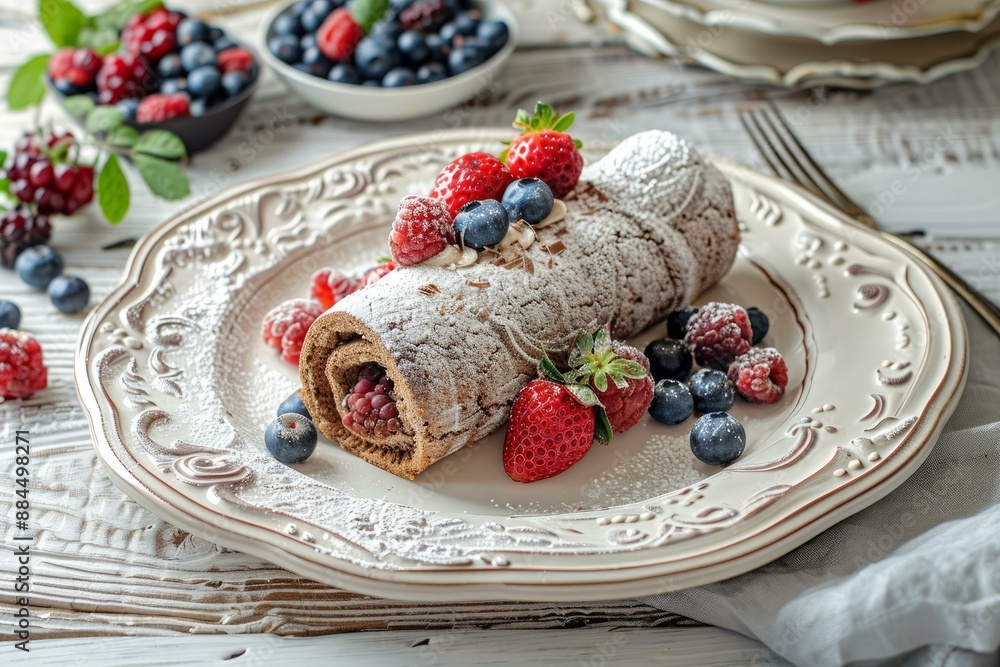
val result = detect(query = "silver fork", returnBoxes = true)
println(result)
[739,102,1000,336]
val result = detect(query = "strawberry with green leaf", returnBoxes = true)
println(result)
[318,0,389,61]
[564,326,654,434]
[500,102,584,198]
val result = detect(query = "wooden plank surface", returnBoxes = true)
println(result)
[0,0,999,661]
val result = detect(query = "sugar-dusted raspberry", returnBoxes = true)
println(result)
[728,347,788,404]
[0,330,48,400]
[341,363,402,437]
[684,302,753,371]
[388,196,453,266]
[362,260,397,287]
[136,93,191,123]
[310,268,360,310]
[261,299,323,365]
[217,47,255,74]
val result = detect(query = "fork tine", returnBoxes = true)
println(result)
[749,109,842,208]
[764,101,878,228]
[739,110,804,188]
[741,109,826,200]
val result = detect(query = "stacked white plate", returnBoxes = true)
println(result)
[597,0,1000,88]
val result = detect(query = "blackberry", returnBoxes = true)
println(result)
[0,208,51,268]
[399,0,454,33]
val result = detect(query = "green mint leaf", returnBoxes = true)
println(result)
[352,0,389,33]
[39,0,88,47]
[539,354,566,384]
[7,54,51,110]
[595,407,613,444]
[85,105,124,134]
[135,130,187,161]
[97,153,130,224]
[109,125,139,149]
[63,94,95,116]
[134,154,189,201]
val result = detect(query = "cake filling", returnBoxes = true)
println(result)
[340,362,403,437]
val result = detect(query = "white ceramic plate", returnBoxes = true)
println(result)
[604,0,1000,89]
[631,0,1000,43]
[77,130,967,601]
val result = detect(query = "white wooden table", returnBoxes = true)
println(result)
[1,0,999,664]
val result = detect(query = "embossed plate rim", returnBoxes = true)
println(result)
[76,129,968,601]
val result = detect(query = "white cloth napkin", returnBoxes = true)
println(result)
[644,301,1000,666]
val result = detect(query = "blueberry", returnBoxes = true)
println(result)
[421,35,444,62]
[278,391,312,419]
[273,12,304,37]
[186,66,221,98]
[47,275,89,314]
[300,33,317,51]
[116,98,139,122]
[159,78,187,95]
[649,379,694,425]
[667,307,699,340]
[441,13,478,42]
[181,41,217,71]
[300,46,333,77]
[221,71,252,97]
[382,66,416,87]
[265,413,318,464]
[454,200,509,250]
[53,79,85,96]
[288,0,309,16]
[292,63,312,74]
[214,36,238,53]
[15,245,63,289]
[501,178,553,225]
[207,26,224,42]
[328,63,360,84]
[361,79,382,87]
[688,368,735,413]
[0,300,21,329]
[267,35,301,65]
[747,307,769,344]
[476,20,509,49]
[158,54,184,78]
[447,42,489,75]
[644,338,692,383]
[177,18,211,47]
[690,412,746,466]
[370,19,403,43]
[354,36,402,80]
[190,98,209,117]
[416,61,447,84]
[301,3,332,33]
[397,31,429,64]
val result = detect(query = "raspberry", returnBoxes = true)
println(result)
[400,0,454,32]
[317,8,364,61]
[728,347,788,404]
[388,196,453,266]
[0,208,51,268]
[136,93,191,123]
[49,48,103,88]
[123,8,182,59]
[310,268,360,310]
[362,260,396,287]
[217,47,255,74]
[684,302,753,371]
[340,363,402,437]
[261,299,324,365]
[0,330,48,400]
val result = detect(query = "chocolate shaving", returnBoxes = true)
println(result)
[555,226,570,236]
[490,257,505,266]
[418,284,447,296]
[510,220,525,233]
[467,280,491,288]
[580,210,595,216]
[543,240,566,255]
[523,255,535,275]
[502,258,523,270]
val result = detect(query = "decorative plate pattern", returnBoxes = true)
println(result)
[77,130,967,601]
[602,0,1000,89]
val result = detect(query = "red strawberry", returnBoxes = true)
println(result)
[503,379,596,483]
[388,196,453,266]
[565,326,653,433]
[502,102,584,198]
[429,152,513,219]
[317,8,365,61]
[310,268,360,310]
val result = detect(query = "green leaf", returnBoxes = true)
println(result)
[6,54,51,110]
[618,359,649,379]
[498,147,509,164]
[135,130,187,161]
[565,383,598,407]
[85,105,124,134]
[0,177,11,195]
[352,0,388,32]
[595,407,613,444]
[539,354,566,384]
[592,369,608,393]
[39,0,88,48]
[552,112,575,133]
[91,0,163,32]
[63,94,95,116]
[94,39,121,56]
[77,25,120,54]
[109,125,139,149]
[0,150,7,166]
[593,325,611,352]
[97,153,130,224]
[134,154,189,201]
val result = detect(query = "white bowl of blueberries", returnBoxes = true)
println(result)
[259,0,517,121]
